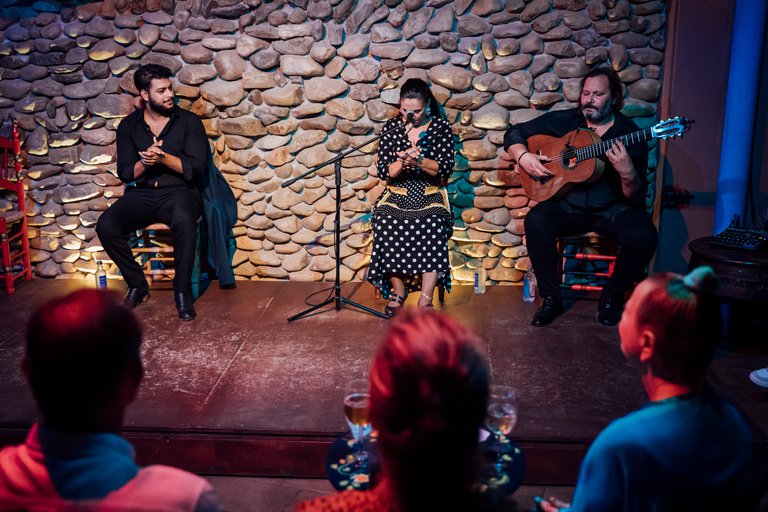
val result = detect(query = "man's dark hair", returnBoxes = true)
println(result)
[134,64,173,93]
[25,289,143,424]
[580,66,624,113]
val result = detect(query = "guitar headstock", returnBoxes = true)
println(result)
[651,117,693,140]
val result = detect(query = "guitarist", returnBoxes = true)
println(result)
[503,66,658,327]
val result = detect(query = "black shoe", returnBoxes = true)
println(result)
[384,293,405,319]
[124,281,150,308]
[532,296,563,327]
[174,291,196,321]
[598,294,624,326]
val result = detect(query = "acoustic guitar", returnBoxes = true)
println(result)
[516,117,692,202]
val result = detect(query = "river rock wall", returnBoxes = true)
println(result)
[0,0,666,285]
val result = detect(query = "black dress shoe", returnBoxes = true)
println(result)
[174,291,196,321]
[124,281,150,308]
[532,296,563,327]
[598,294,624,326]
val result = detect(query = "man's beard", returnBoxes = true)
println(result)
[579,100,613,123]
[148,96,175,116]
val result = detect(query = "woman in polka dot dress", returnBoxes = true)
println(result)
[367,78,455,317]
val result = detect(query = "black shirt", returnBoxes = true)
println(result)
[116,106,208,188]
[503,108,649,220]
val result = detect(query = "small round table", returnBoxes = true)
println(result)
[325,430,526,495]
[688,237,768,302]
[688,237,768,341]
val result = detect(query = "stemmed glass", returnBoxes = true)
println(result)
[486,385,518,479]
[344,378,371,471]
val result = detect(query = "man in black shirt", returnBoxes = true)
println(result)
[504,67,658,327]
[96,64,208,321]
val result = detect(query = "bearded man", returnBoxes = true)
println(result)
[504,66,658,327]
[96,64,208,321]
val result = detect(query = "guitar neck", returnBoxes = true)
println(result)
[576,128,654,162]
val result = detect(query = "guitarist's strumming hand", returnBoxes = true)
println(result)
[517,150,553,179]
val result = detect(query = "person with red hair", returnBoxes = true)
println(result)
[295,309,514,512]
[539,267,761,512]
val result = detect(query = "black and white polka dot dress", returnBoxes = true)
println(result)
[366,116,455,299]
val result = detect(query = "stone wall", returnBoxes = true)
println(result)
[0,0,666,285]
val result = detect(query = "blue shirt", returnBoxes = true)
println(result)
[565,388,760,512]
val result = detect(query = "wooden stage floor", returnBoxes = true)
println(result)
[1,279,767,485]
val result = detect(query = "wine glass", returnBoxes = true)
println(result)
[344,378,371,471]
[486,385,518,479]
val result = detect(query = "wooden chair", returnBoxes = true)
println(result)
[131,221,202,298]
[0,120,31,294]
[557,233,617,292]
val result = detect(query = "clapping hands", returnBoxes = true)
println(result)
[139,136,165,167]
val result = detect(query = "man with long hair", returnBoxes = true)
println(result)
[504,66,658,327]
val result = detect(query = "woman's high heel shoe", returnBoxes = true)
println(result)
[385,293,405,318]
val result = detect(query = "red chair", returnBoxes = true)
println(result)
[557,233,617,292]
[0,119,31,294]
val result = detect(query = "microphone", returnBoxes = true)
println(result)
[405,110,415,124]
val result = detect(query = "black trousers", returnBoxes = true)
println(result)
[524,202,658,299]
[96,186,203,293]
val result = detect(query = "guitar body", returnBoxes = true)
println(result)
[517,128,605,202]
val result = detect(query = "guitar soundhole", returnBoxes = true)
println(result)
[561,149,577,171]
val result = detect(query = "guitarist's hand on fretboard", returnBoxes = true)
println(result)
[518,151,553,179]
[605,140,633,177]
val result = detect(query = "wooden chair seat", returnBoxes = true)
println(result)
[557,232,618,292]
[131,221,202,298]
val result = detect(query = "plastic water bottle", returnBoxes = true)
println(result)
[474,266,486,294]
[523,265,535,302]
[94,261,107,289]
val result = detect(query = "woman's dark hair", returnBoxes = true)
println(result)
[134,63,173,93]
[370,308,490,511]
[635,267,721,387]
[581,65,624,113]
[400,78,444,119]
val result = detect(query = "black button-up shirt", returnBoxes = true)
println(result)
[116,106,208,188]
[504,108,649,221]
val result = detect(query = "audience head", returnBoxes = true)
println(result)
[399,78,444,122]
[24,289,144,431]
[369,308,489,508]
[619,266,720,388]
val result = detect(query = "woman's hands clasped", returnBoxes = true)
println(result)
[397,147,423,168]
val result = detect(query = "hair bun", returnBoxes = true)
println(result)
[682,266,718,294]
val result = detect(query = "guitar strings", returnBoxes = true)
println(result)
[528,127,654,170]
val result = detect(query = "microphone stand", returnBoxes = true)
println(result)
[283,119,410,322]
